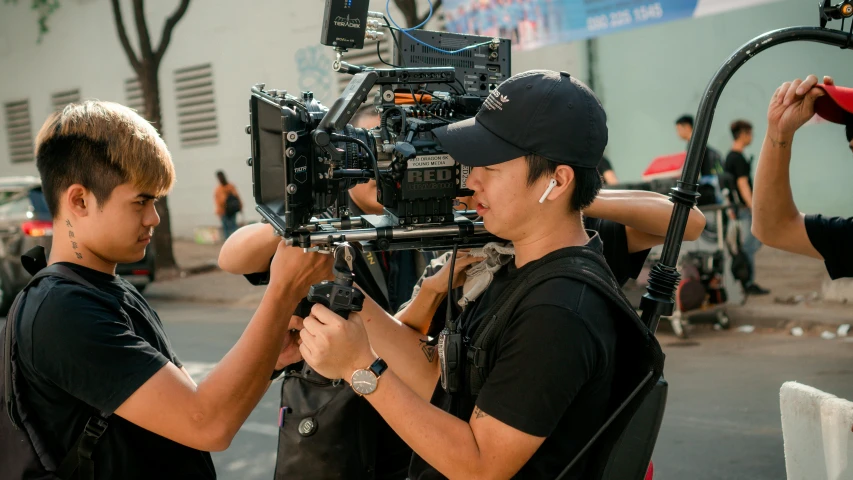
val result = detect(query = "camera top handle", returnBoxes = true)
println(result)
[640,25,853,333]
[318,67,456,132]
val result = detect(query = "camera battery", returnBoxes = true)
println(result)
[320,0,371,50]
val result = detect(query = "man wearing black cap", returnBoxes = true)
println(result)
[295,70,621,479]
[752,74,853,279]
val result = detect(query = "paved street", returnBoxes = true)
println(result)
[3,301,853,479]
[652,327,853,480]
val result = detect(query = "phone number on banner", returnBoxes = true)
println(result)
[586,3,664,32]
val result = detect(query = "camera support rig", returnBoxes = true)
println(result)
[640,7,853,333]
[307,242,365,318]
[250,66,500,253]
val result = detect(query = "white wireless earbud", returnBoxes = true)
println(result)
[539,178,558,204]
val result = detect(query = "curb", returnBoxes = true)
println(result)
[143,290,266,307]
[182,261,220,276]
[726,303,851,332]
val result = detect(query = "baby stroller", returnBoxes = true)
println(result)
[666,203,736,338]
[624,154,740,338]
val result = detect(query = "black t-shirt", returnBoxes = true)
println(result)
[15,263,216,479]
[701,147,723,177]
[583,217,649,287]
[805,214,853,279]
[724,151,752,205]
[413,217,648,339]
[409,236,618,479]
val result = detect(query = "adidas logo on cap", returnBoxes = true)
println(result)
[483,90,510,112]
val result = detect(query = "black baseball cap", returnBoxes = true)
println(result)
[434,70,608,168]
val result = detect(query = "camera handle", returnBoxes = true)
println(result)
[307,242,366,319]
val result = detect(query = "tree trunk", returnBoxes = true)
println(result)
[394,0,442,28]
[139,63,178,271]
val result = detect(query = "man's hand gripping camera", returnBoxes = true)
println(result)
[307,242,365,319]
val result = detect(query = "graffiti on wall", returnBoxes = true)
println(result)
[295,45,334,102]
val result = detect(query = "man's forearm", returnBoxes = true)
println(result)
[396,282,446,335]
[218,223,278,274]
[753,133,799,237]
[358,293,441,400]
[195,285,301,441]
[364,370,491,478]
[585,189,706,241]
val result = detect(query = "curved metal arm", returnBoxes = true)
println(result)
[640,26,853,332]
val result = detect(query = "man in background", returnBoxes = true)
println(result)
[675,114,724,205]
[598,156,619,186]
[725,119,769,295]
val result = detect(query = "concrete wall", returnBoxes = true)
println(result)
[5,0,846,239]
[0,0,582,238]
[0,0,351,237]
[593,0,853,217]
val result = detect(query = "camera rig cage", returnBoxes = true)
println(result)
[247,0,511,252]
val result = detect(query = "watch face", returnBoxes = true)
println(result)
[351,369,378,395]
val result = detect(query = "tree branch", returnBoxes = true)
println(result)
[132,0,154,60]
[393,0,417,28]
[155,0,190,63]
[110,0,142,74]
[416,0,441,27]
[393,0,441,28]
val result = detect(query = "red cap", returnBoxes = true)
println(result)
[814,84,853,124]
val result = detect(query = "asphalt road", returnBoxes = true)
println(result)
[3,301,852,479]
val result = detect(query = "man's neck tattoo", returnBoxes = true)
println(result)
[66,219,82,259]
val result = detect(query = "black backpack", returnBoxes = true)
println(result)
[274,363,380,480]
[224,192,242,216]
[465,247,666,480]
[1,257,110,480]
[274,247,398,480]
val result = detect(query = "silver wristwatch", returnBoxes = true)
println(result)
[350,358,388,396]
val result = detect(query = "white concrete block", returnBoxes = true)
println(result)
[780,381,853,480]
[821,398,853,479]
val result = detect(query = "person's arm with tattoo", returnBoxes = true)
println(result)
[346,291,441,401]
[752,75,828,259]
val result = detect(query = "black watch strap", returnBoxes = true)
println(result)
[368,358,388,378]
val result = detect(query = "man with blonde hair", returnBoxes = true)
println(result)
[2,101,332,478]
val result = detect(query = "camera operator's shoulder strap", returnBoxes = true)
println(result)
[3,259,110,480]
[466,247,664,478]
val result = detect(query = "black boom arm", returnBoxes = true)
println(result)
[640,25,853,332]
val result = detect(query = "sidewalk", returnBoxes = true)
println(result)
[146,238,850,330]
[144,238,267,307]
[726,247,852,332]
